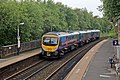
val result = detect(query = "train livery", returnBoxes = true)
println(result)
[41,30,100,58]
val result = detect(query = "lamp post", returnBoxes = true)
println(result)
[17,22,24,55]
[65,14,70,31]
[69,26,71,31]
[50,26,52,32]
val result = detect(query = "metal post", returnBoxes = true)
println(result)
[118,19,120,45]
[51,26,52,32]
[116,46,120,59]
[65,14,70,31]
[117,19,120,61]
[17,23,24,55]
[17,25,20,55]
[69,26,71,31]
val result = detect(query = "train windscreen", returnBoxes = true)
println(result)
[43,37,58,46]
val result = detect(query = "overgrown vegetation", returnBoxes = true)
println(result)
[0,0,113,46]
[102,0,120,38]
[102,0,120,22]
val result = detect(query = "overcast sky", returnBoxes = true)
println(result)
[53,0,103,17]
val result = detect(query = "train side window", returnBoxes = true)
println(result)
[63,37,65,43]
[68,35,71,40]
[79,34,81,39]
[70,35,72,39]
[61,36,66,44]
[66,36,68,41]
[72,35,73,39]
[73,35,74,39]
[81,34,83,38]
[77,34,79,39]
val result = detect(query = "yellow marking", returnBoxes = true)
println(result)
[43,35,58,38]
[42,44,58,52]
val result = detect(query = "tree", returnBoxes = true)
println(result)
[0,0,111,46]
[102,0,120,22]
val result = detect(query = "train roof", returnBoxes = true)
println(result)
[71,31,79,35]
[44,32,70,37]
[43,30,100,37]
[90,30,100,32]
[86,30,92,33]
[79,31,88,33]
[57,32,70,37]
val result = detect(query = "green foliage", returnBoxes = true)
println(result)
[0,0,111,46]
[101,29,115,37]
[102,0,120,21]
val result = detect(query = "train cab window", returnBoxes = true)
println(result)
[43,37,58,46]
[51,38,57,44]
[43,37,50,43]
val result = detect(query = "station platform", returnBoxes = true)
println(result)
[65,39,117,80]
[0,49,41,69]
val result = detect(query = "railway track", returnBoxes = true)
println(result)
[25,38,103,80]
[0,55,40,80]
[4,60,53,80]
[23,61,53,80]
[2,38,104,80]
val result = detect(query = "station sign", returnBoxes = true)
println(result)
[113,40,119,46]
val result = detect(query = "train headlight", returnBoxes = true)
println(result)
[42,47,46,51]
[42,51,44,55]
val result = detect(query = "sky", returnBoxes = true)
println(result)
[53,0,103,17]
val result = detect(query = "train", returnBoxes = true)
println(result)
[41,30,100,58]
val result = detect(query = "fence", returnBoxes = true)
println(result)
[0,40,41,58]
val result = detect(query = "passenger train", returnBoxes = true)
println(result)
[41,30,100,58]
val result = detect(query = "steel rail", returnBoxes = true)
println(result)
[23,61,53,80]
[4,60,45,80]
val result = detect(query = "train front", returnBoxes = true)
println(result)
[41,34,59,58]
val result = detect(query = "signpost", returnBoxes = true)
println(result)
[116,19,120,61]
[118,19,120,45]
[113,40,119,46]
[113,40,120,59]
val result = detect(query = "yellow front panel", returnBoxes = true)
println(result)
[41,34,59,52]
[42,44,58,52]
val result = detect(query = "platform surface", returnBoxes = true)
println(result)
[65,39,117,80]
[0,49,41,69]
